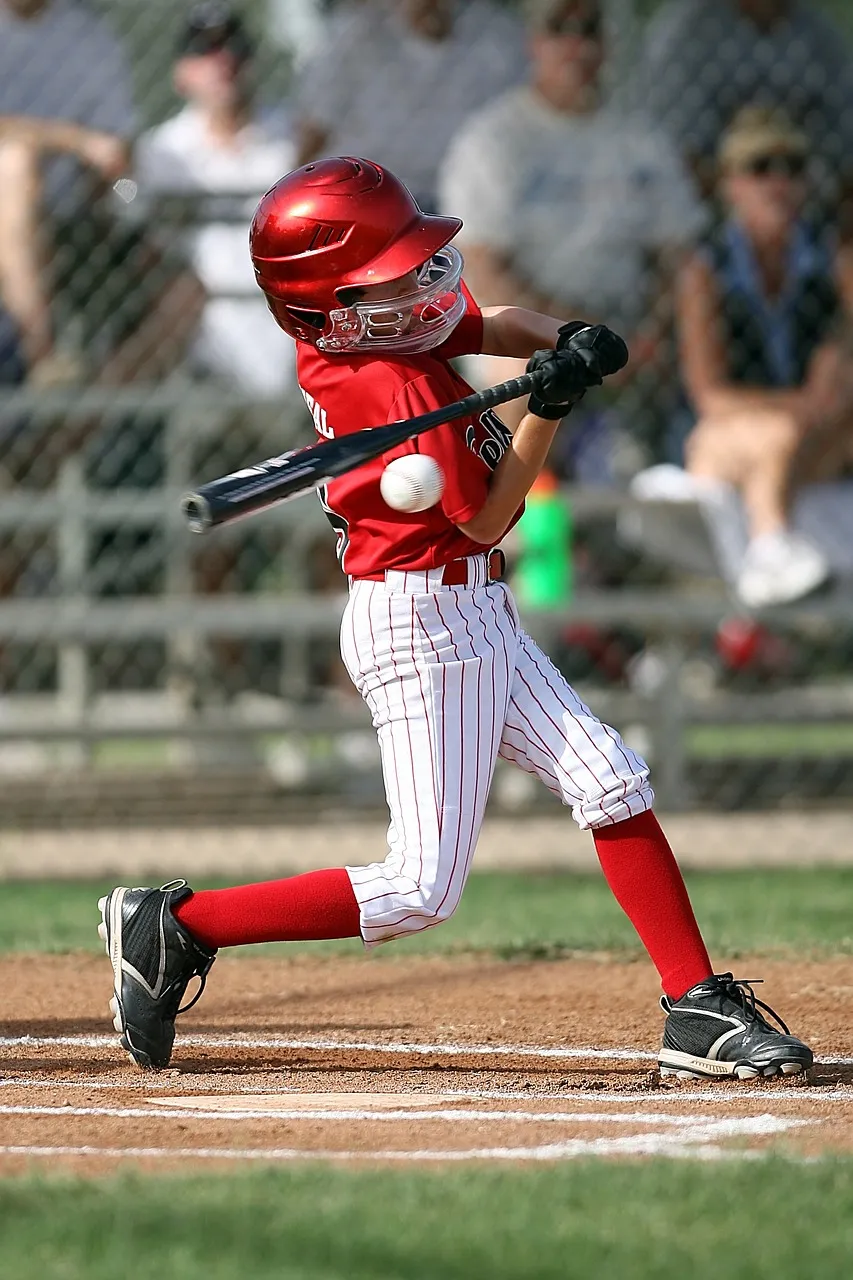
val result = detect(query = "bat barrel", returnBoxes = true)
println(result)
[179,369,548,534]
[181,493,213,534]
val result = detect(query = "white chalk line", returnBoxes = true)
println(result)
[0,1033,657,1060]
[0,1077,849,1103]
[0,1077,849,1105]
[0,1130,788,1164]
[0,1103,811,1130]
[4,1031,851,1067]
[0,1103,811,1163]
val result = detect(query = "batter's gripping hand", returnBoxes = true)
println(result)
[526,324,630,420]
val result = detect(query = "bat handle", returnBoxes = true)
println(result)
[475,373,536,412]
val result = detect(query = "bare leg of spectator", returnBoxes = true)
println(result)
[795,415,853,485]
[686,409,830,606]
[686,408,800,537]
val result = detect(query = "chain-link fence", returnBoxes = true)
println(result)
[1,0,853,835]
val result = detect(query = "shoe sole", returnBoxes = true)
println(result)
[658,1047,811,1081]
[98,890,158,1071]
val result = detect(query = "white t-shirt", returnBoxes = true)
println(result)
[135,106,296,398]
[439,88,706,329]
[296,0,525,209]
[0,0,135,214]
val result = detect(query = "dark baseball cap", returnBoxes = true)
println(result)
[177,2,254,60]
[525,0,603,37]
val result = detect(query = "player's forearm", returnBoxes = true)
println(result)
[482,305,575,359]
[456,412,560,546]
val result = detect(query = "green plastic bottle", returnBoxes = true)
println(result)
[514,471,573,607]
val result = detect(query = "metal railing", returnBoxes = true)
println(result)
[2,387,853,811]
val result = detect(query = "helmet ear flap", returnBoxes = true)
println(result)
[263,294,328,341]
[287,306,327,331]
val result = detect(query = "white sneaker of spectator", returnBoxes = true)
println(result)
[736,530,830,609]
[628,464,750,585]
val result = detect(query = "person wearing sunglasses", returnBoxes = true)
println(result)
[673,106,853,607]
[635,0,853,234]
[439,0,705,485]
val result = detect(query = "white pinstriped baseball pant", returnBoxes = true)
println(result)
[340,552,654,947]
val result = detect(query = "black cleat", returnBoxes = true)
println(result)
[97,881,216,1070]
[659,973,813,1081]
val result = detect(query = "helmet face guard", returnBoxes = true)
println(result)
[318,246,466,354]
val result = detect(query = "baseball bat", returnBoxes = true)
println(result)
[181,329,628,533]
[181,371,538,533]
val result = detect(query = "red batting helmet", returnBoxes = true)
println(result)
[249,157,466,352]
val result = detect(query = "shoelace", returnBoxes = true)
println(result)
[177,968,212,1017]
[158,879,215,1019]
[160,955,215,1020]
[717,974,791,1035]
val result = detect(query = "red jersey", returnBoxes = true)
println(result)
[295,285,521,577]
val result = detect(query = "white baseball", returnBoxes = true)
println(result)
[379,454,445,512]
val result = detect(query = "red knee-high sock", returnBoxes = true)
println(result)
[172,869,362,949]
[593,810,712,1000]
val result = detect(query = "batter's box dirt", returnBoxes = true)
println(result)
[0,953,851,1169]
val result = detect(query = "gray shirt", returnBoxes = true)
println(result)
[0,0,136,214]
[296,0,525,209]
[441,88,705,331]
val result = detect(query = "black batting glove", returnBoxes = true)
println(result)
[559,323,630,381]
[527,324,630,420]
[555,320,591,350]
[526,347,597,420]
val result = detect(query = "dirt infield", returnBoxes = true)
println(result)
[1,953,852,1171]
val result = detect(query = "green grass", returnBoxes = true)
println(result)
[688,722,853,758]
[3,867,853,959]
[77,720,853,773]
[1,1160,853,1280]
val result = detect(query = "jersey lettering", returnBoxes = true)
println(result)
[465,408,512,471]
[300,386,334,439]
[318,483,350,565]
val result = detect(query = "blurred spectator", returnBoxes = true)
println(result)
[0,132,204,557]
[0,139,204,693]
[0,136,204,397]
[634,0,853,232]
[134,4,302,694]
[294,0,525,211]
[135,3,297,399]
[638,108,853,609]
[439,0,705,483]
[0,0,135,382]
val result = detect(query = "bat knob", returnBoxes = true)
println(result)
[181,493,212,534]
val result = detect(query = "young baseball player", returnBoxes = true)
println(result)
[98,157,813,1081]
